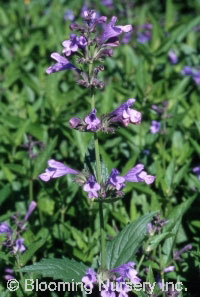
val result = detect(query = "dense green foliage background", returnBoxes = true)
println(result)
[0,0,200,296]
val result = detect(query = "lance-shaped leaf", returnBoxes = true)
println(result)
[106,212,156,269]
[20,258,87,282]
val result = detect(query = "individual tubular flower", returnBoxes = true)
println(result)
[13,238,26,254]
[108,99,142,127]
[83,175,101,198]
[150,120,161,134]
[39,159,79,182]
[101,0,113,8]
[46,53,78,74]
[64,10,75,21]
[82,10,107,30]
[4,268,15,281]
[137,31,151,43]
[168,50,178,64]
[82,268,97,289]
[163,266,175,273]
[193,166,200,179]
[115,277,131,297]
[107,164,155,191]
[107,169,125,190]
[0,222,12,234]
[181,66,194,76]
[69,117,82,129]
[85,109,101,131]
[101,282,116,297]
[23,201,37,222]
[111,262,141,284]
[192,71,200,85]
[62,34,80,56]
[123,164,155,184]
[99,16,132,46]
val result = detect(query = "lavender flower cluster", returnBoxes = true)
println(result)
[46,10,132,89]
[39,160,155,199]
[0,201,37,254]
[69,98,141,133]
[82,262,140,297]
[182,66,200,85]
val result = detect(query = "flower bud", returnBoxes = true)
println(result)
[69,117,81,128]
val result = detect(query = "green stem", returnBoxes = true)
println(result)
[89,67,105,270]
[99,202,106,269]
[29,179,33,201]
[137,254,145,271]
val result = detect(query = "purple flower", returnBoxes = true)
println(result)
[112,262,141,284]
[101,0,113,8]
[163,266,175,273]
[101,282,116,297]
[107,164,155,189]
[99,16,132,46]
[107,169,125,190]
[137,31,151,43]
[82,10,107,30]
[123,164,155,185]
[193,166,200,179]
[150,120,161,134]
[64,10,75,21]
[85,109,101,131]
[23,201,37,222]
[0,222,12,234]
[181,66,194,76]
[79,36,87,48]
[116,277,131,297]
[83,175,101,198]
[4,268,14,281]
[14,238,26,254]
[192,71,200,85]
[69,117,82,129]
[82,268,97,289]
[46,53,77,74]
[168,51,178,64]
[109,99,141,127]
[62,34,79,56]
[39,159,79,182]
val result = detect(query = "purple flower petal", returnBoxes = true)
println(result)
[107,169,125,190]
[39,159,79,182]
[85,109,101,131]
[83,175,100,198]
[123,164,155,185]
[112,262,141,284]
[150,120,161,134]
[14,238,26,254]
[82,268,97,289]
[0,222,12,234]
[168,51,178,64]
[23,201,37,222]
[109,98,141,127]
[46,52,77,74]
[100,16,132,44]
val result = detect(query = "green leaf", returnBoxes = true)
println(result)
[33,136,57,178]
[20,229,49,266]
[162,195,196,265]
[0,184,11,206]
[106,212,156,269]
[146,232,173,252]
[20,258,87,282]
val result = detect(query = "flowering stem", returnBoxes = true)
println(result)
[89,74,106,269]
